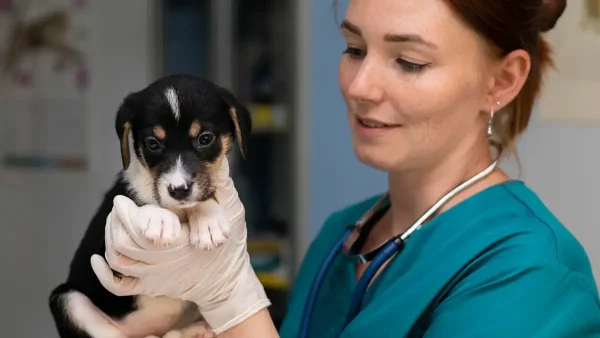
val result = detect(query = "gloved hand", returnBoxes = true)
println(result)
[89,157,271,334]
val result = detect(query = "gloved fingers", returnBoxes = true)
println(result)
[111,217,193,265]
[106,217,192,275]
[105,245,152,277]
[106,209,143,256]
[106,208,156,265]
[90,254,141,297]
[113,195,186,250]
[112,195,156,249]
[105,225,155,277]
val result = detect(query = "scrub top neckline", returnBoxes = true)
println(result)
[340,179,525,303]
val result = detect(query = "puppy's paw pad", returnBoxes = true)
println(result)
[134,205,181,247]
[189,212,230,251]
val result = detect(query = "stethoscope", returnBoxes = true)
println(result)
[298,159,499,338]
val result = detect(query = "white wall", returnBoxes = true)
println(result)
[0,1,160,335]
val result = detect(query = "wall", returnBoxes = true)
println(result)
[307,0,387,242]
[518,114,600,283]
[0,1,160,336]
[306,0,600,285]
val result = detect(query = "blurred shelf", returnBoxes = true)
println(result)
[248,237,291,290]
[248,103,288,133]
[257,271,290,290]
[248,237,286,253]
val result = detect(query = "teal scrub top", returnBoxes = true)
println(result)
[279,180,600,337]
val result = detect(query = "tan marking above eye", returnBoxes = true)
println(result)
[153,125,166,140]
[189,120,201,138]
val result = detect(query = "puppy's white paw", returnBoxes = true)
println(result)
[189,205,230,250]
[181,321,215,338]
[133,205,182,247]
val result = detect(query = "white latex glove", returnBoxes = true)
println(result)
[90,157,271,334]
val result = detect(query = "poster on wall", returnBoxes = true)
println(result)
[537,0,600,123]
[0,0,90,171]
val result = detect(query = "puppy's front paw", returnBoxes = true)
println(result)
[188,204,230,250]
[133,205,182,247]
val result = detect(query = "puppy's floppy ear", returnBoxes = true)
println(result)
[115,94,137,170]
[218,88,252,159]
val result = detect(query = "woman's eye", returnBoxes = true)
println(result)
[396,59,428,72]
[144,136,162,152]
[343,46,365,59]
[197,132,215,147]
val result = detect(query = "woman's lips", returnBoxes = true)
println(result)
[355,116,401,136]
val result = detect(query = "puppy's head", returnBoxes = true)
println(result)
[116,74,251,209]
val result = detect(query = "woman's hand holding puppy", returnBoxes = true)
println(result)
[90,157,271,335]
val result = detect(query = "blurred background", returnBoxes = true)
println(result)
[0,0,598,336]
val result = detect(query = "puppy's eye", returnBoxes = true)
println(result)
[145,136,162,152]
[197,131,215,147]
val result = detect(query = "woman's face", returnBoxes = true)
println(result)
[339,0,500,173]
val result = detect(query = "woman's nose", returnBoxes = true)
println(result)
[346,60,385,103]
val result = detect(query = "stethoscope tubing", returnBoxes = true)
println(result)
[298,228,352,338]
[344,237,404,326]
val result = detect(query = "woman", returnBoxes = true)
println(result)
[92,0,600,337]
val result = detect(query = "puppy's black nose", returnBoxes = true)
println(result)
[168,185,191,200]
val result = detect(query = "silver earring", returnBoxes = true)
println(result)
[487,101,500,138]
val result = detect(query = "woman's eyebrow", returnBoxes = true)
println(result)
[384,33,438,50]
[340,19,362,35]
[340,19,438,50]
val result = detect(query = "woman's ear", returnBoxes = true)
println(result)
[218,88,252,159]
[115,93,137,170]
[485,49,531,111]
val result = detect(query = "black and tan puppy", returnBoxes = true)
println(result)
[48,74,251,338]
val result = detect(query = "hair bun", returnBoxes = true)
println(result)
[539,0,567,32]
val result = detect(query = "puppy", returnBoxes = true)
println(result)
[48,74,252,338]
